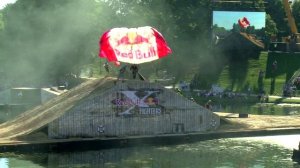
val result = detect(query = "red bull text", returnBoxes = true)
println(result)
[114,46,157,59]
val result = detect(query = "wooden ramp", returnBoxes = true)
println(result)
[239,32,264,49]
[0,77,114,140]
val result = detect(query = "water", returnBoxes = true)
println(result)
[1,100,300,167]
[213,103,300,115]
[1,135,300,168]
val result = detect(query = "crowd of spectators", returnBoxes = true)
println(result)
[193,89,252,99]
[186,87,270,104]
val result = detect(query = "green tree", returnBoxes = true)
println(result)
[212,24,228,38]
[232,23,241,33]
[0,12,4,31]
[265,14,278,37]
[1,0,293,90]
[212,0,265,11]
[265,0,289,37]
[246,26,256,34]
[292,0,300,32]
[102,0,213,82]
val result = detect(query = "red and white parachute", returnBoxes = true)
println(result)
[238,17,250,29]
[99,26,172,65]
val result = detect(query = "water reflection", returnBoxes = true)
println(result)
[1,135,300,168]
[0,158,8,168]
[0,157,44,168]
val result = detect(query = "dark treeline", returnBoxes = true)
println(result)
[0,0,298,89]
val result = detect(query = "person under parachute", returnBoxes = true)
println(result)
[116,64,127,83]
[98,26,172,82]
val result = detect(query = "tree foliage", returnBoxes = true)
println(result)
[0,12,3,31]
[265,0,289,37]
[292,0,300,32]
[265,14,278,36]
[0,0,299,88]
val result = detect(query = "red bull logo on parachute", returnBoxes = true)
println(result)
[99,26,172,64]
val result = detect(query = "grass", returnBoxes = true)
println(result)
[268,96,300,104]
[216,51,296,96]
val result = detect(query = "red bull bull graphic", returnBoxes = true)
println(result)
[116,32,149,46]
[99,26,172,64]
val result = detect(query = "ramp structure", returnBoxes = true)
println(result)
[0,77,219,140]
[0,78,112,140]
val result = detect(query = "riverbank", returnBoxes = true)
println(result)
[216,112,300,130]
[0,112,300,153]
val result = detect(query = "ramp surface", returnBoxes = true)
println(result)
[0,77,114,140]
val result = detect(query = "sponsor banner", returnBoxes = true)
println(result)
[111,89,165,117]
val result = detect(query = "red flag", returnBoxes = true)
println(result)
[99,26,172,64]
[238,17,250,29]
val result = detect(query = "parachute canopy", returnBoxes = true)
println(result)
[99,26,172,64]
[238,17,250,29]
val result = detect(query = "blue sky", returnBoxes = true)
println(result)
[213,11,266,30]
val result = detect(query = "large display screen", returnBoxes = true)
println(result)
[212,11,266,43]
